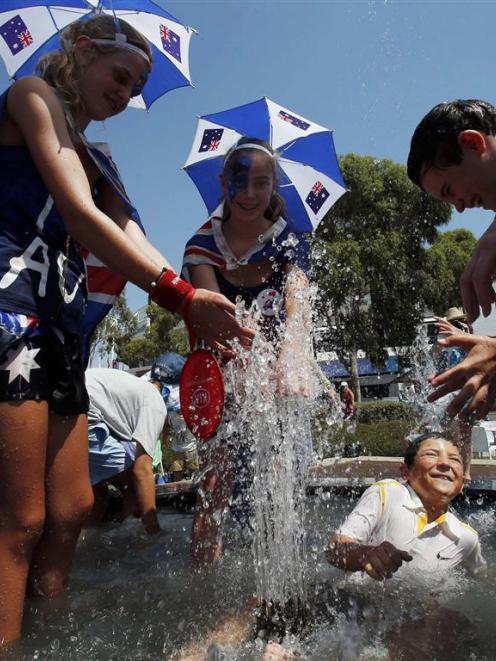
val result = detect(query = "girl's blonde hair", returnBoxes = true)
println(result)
[221,137,285,223]
[36,14,152,118]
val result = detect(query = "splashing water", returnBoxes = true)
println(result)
[405,324,447,437]
[404,325,472,458]
[227,281,323,627]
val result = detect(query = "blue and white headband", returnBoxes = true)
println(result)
[92,33,151,66]
[224,142,276,164]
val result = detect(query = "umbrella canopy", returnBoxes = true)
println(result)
[183,97,347,232]
[0,0,195,109]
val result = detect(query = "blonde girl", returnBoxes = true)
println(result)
[0,15,252,646]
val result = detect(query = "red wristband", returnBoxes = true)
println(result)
[149,268,196,314]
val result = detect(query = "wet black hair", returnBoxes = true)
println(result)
[407,99,496,187]
[403,431,463,468]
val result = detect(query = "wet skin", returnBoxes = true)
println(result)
[420,130,496,213]
[400,438,464,521]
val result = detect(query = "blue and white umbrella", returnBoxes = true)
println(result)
[0,0,195,109]
[183,97,348,232]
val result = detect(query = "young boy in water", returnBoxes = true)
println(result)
[407,100,496,420]
[328,432,484,579]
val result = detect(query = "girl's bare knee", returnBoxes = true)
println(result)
[6,509,46,556]
[48,491,95,531]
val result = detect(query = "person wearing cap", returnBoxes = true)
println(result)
[150,353,199,482]
[85,367,168,535]
[327,432,484,580]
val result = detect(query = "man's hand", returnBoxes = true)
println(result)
[361,541,412,580]
[434,316,462,336]
[460,219,496,322]
[428,334,496,419]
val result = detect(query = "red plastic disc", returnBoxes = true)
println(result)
[180,349,225,440]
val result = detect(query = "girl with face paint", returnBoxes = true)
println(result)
[182,137,315,567]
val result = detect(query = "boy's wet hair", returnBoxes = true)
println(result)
[404,431,463,468]
[407,99,496,187]
[221,136,286,223]
[36,14,152,119]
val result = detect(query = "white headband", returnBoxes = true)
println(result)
[92,33,151,66]
[224,142,275,163]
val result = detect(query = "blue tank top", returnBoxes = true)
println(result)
[0,87,86,334]
[214,262,288,341]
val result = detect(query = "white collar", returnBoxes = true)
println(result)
[210,215,287,271]
[402,483,459,540]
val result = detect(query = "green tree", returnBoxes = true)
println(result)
[423,229,477,315]
[89,292,138,365]
[313,153,452,401]
[116,303,189,368]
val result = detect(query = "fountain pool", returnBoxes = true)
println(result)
[10,492,496,661]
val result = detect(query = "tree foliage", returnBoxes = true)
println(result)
[115,302,189,368]
[423,229,477,315]
[89,292,138,365]
[313,153,452,395]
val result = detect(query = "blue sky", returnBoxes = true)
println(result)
[1,0,495,331]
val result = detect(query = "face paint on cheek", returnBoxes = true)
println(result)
[226,154,252,201]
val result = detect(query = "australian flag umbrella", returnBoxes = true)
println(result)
[183,97,348,232]
[0,0,195,109]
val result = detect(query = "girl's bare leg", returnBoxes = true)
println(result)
[85,482,110,526]
[27,414,94,598]
[0,401,48,646]
[191,443,236,566]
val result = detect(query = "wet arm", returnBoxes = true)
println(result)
[460,217,496,322]
[132,444,160,534]
[328,535,412,580]
[284,265,309,321]
[428,334,496,419]
[98,183,171,271]
[9,79,254,348]
[189,263,222,292]
[8,77,162,291]
[327,534,373,571]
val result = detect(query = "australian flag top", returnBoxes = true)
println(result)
[80,143,144,366]
[0,15,33,56]
[181,209,310,283]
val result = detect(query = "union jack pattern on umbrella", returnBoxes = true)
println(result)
[306,180,330,214]
[0,1,196,110]
[184,97,347,232]
[1,15,33,54]
[199,128,224,153]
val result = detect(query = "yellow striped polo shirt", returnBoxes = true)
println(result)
[337,480,485,574]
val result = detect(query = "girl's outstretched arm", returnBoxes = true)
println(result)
[7,78,254,347]
[9,77,165,289]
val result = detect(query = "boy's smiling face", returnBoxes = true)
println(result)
[401,437,464,513]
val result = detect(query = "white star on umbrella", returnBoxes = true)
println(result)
[2,343,41,384]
